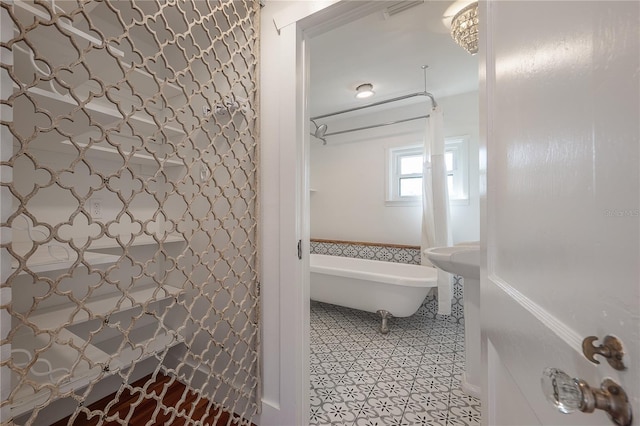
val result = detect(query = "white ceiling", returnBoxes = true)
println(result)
[308,1,478,118]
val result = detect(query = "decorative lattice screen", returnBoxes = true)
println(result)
[0,1,260,424]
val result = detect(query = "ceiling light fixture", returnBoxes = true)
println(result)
[450,2,478,55]
[355,83,375,99]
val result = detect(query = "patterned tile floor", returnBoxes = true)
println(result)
[310,301,481,426]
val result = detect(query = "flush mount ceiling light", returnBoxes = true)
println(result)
[355,83,375,99]
[450,2,478,55]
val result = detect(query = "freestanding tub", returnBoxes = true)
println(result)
[310,254,438,333]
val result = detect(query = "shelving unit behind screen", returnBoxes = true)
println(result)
[0,1,260,424]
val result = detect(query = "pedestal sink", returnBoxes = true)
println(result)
[425,244,480,280]
[425,242,481,398]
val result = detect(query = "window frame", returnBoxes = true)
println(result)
[445,136,470,205]
[385,145,423,206]
[385,136,470,207]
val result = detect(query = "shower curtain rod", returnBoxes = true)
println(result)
[310,90,438,121]
[323,114,430,138]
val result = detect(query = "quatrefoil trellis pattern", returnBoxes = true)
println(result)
[0,1,260,424]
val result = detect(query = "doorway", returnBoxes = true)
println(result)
[305,2,480,424]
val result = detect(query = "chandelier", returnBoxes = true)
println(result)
[450,2,478,55]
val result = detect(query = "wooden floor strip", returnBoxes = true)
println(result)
[51,373,254,426]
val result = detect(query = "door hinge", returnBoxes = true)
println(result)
[297,240,302,260]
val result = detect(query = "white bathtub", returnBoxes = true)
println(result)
[310,254,437,331]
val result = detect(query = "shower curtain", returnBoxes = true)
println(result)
[421,107,453,315]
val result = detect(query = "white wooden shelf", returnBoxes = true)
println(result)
[10,328,107,417]
[11,14,189,168]
[11,281,184,417]
[97,324,182,373]
[89,234,185,250]
[27,284,183,331]
[11,235,185,275]
[10,324,183,417]
[11,245,120,275]
[59,140,184,167]
[7,2,198,418]
[13,139,184,171]
[11,83,187,168]
[27,85,181,130]
[15,83,185,138]
[12,2,183,99]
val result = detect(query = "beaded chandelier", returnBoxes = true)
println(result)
[450,2,479,55]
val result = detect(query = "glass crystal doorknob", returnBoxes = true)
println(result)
[541,368,632,426]
[541,368,583,413]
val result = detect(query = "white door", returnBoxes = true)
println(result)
[482,1,639,425]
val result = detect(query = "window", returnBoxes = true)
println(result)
[386,137,469,206]
[386,146,423,205]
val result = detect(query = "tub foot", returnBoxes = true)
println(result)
[377,310,392,334]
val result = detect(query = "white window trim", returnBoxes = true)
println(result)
[385,137,470,207]
[385,145,422,206]
[446,136,470,205]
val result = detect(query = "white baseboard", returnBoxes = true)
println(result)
[461,372,482,398]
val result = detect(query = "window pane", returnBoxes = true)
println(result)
[445,151,454,172]
[447,174,454,196]
[400,155,422,175]
[400,177,422,197]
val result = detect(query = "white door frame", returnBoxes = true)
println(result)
[259,2,392,424]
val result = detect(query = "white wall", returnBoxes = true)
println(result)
[310,91,480,245]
